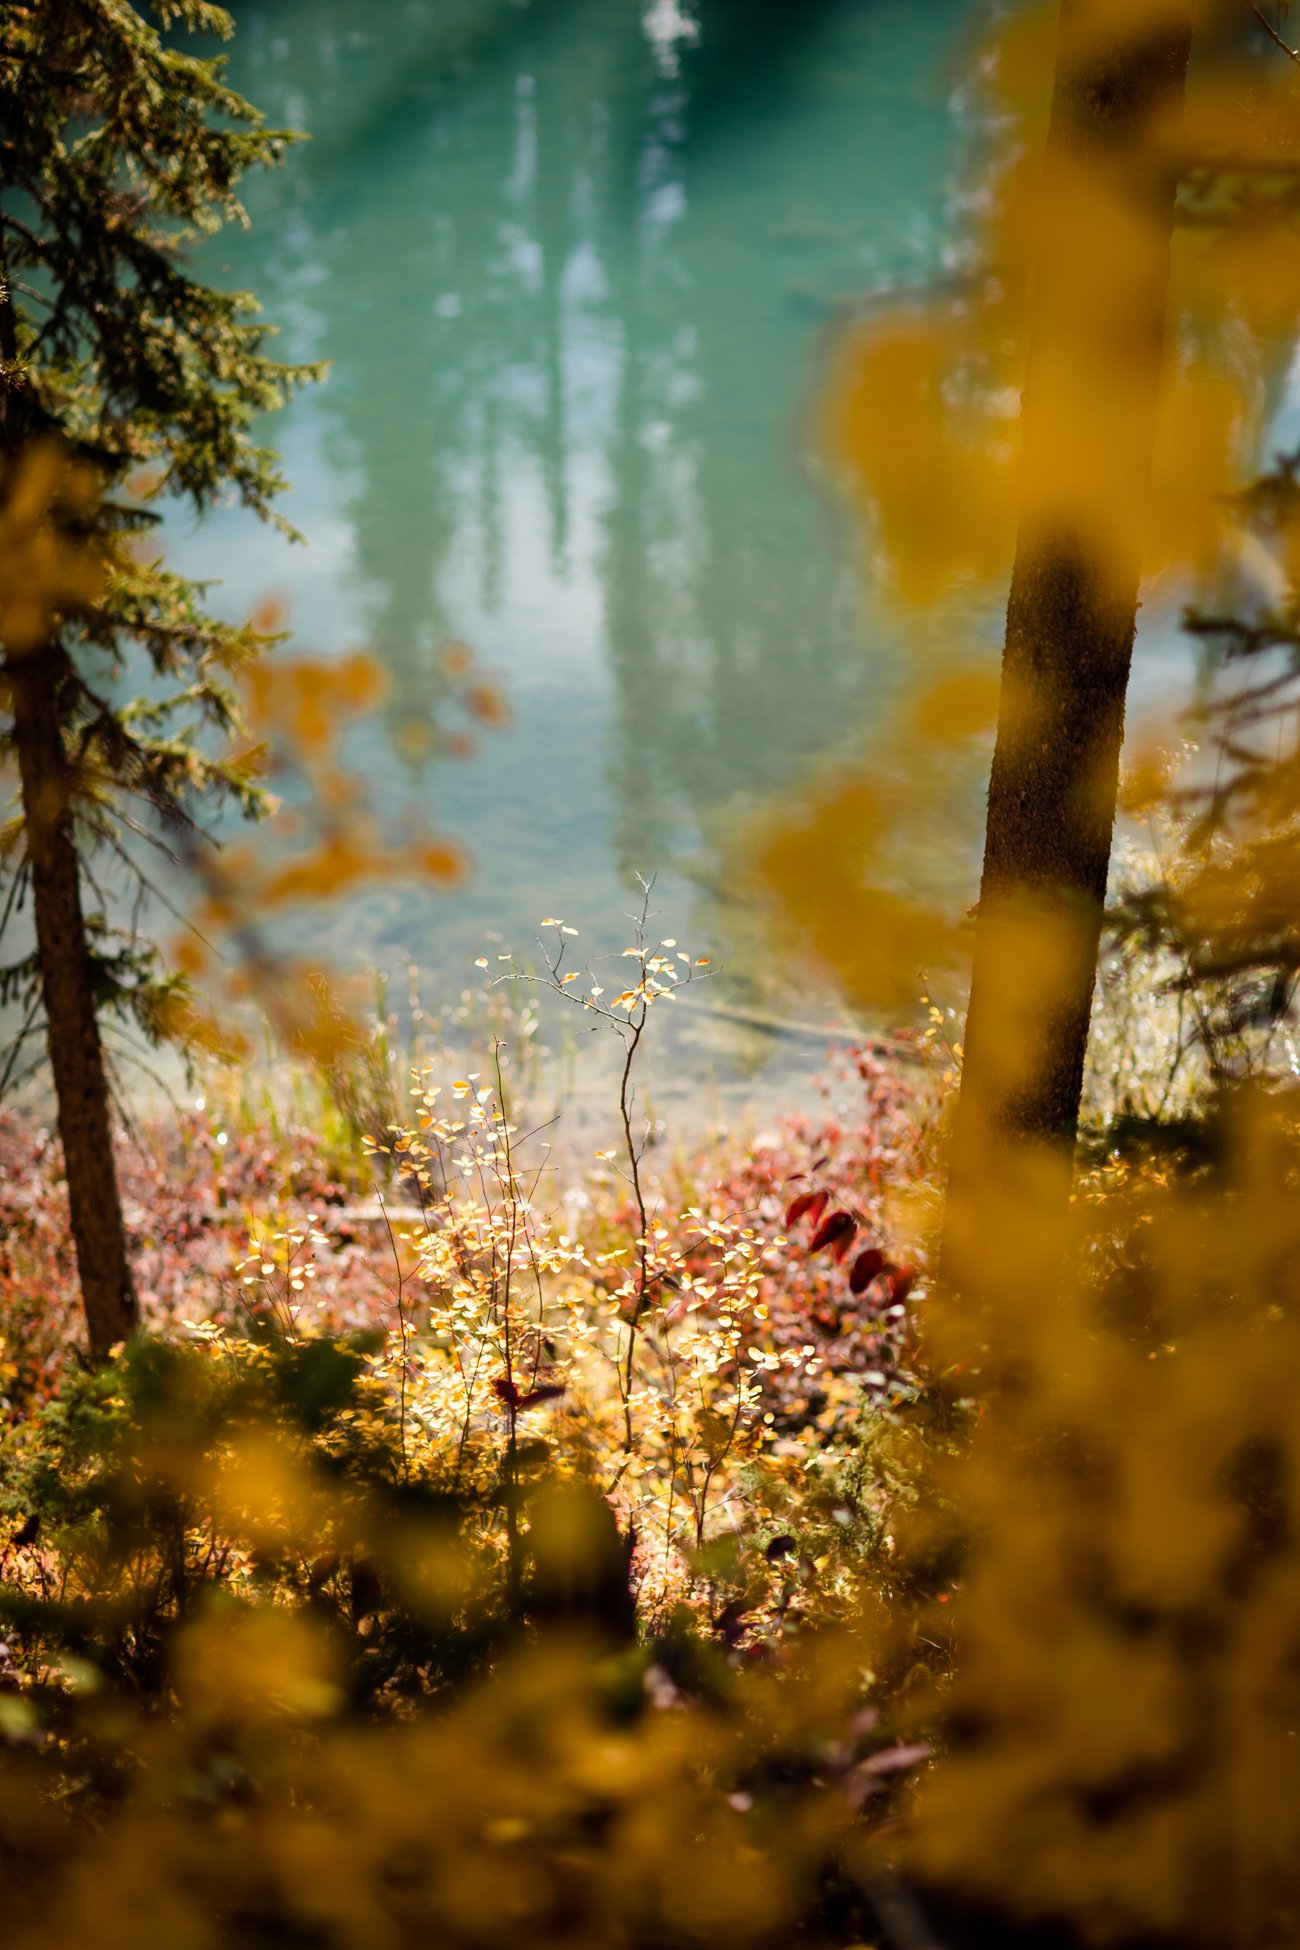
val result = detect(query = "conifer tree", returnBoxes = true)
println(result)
[0,0,321,1354]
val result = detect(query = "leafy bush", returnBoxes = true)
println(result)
[0,970,945,1948]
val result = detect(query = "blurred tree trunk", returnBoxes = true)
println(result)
[1,283,138,1356]
[943,1,1193,1299]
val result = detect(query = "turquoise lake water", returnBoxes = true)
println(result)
[174,0,988,1107]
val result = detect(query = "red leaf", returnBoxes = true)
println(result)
[516,1383,565,1411]
[848,1246,886,1294]
[492,1375,520,1409]
[808,1210,858,1258]
[887,1264,917,1304]
[785,1188,830,1230]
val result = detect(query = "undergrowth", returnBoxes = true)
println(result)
[0,904,944,1652]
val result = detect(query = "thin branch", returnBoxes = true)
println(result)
[1240,0,1300,65]
[375,1191,410,1485]
[0,1052,45,1099]
[103,1038,183,1120]
[0,854,28,941]
[103,1053,146,1154]
[0,993,43,1103]
[97,826,218,950]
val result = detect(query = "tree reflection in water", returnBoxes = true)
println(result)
[183,0,972,1054]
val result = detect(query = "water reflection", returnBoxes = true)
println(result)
[190,0,972,1016]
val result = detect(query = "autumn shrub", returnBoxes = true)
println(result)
[0,1099,394,1403]
[0,975,945,1950]
[315,907,940,1636]
[10,938,1300,1947]
[0,905,943,1656]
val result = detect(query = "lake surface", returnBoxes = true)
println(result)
[175,0,987,1111]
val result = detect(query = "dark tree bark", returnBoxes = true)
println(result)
[7,643,138,1355]
[2,279,137,1356]
[944,2,1193,1296]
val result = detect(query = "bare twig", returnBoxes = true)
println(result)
[1240,0,1300,65]
[376,1190,410,1483]
[492,1044,523,1602]
[0,990,42,1102]
[494,875,712,1467]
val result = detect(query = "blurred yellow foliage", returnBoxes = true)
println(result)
[0,444,102,655]
[908,1087,1300,1944]
[745,5,1300,1941]
[9,6,1300,1947]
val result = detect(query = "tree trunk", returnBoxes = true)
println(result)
[7,641,139,1355]
[1,272,137,1356]
[943,2,1193,1302]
